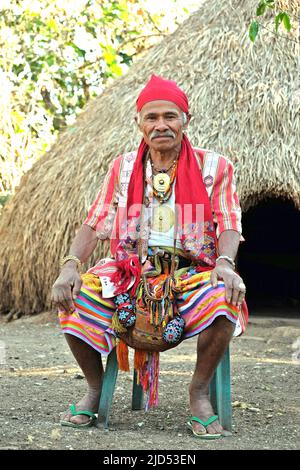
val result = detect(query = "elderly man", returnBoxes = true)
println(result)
[52,75,247,439]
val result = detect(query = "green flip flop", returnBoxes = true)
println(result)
[187,415,222,439]
[60,404,97,429]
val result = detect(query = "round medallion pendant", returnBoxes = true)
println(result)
[152,205,175,233]
[153,173,170,192]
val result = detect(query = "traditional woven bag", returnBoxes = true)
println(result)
[118,273,183,352]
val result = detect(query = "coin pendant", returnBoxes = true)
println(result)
[153,173,170,192]
[152,205,175,232]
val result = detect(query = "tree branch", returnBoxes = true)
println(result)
[116,33,167,53]
[258,22,300,43]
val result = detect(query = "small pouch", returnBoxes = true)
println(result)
[114,292,136,328]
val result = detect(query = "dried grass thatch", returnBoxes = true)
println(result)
[278,0,300,15]
[0,0,299,316]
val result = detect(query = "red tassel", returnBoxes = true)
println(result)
[134,349,147,371]
[110,255,141,296]
[129,256,142,296]
[137,352,160,410]
[116,340,130,372]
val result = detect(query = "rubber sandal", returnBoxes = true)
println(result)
[60,404,97,429]
[187,415,222,439]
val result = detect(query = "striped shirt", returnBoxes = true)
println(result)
[83,148,242,245]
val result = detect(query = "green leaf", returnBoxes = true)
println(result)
[29,59,44,74]
[256,3,266,16]
[282,13,291,32]
[53,78,68,90]
[119,52,132,66]
[45,55,55,67]
[275,13,284,32]
[0,194,11,207]
[47,19,58,32]
[249,21,259,42]
[85,22,96,36]
[109,63,123,76]
[12,63,25,76]
[127,29,140,36]
[103,51,116,65]
[119,10,129,22]
[102,45,118,65]
[11,110,24,132]
[67,42,86,58]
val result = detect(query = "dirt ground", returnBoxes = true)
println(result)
[0,311,299,451]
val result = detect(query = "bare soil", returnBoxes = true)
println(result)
[0,311,299,451]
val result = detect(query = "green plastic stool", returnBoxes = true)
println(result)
[97,346,232,432]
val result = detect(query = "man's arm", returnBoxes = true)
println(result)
[52,156,121,312]
[62,224,99,267]
[207,154,246,307]
[216,229,240,261]
[51,225,98,312]
[210,229,245,307]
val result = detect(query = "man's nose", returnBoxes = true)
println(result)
[154,117,169,130]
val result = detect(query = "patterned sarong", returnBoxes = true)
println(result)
[58,266,245,355]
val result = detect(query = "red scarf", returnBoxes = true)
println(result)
[114,134,218,269]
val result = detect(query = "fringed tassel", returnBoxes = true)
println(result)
[110,256,141,296]
[155,302,159,326]
[112,311,127,334]
[136,282,143,301]
[116,339,130,372]
[135,351,160,411]
[134,349,148,371]
[168,282,174,320]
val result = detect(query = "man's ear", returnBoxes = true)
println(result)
[134,115,142,131]
[183,113,192,130]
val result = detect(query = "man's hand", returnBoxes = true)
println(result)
[210,261,246,307]
[51,266,82,313]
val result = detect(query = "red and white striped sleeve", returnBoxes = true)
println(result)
[83,156,122,239]
[211,155,242,238]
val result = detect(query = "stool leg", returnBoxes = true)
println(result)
[132,370,144,410]
[97,347,119,429]
[209,370,217,413]
[209,346,232,432]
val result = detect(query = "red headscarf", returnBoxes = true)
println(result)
[136,74,189,114]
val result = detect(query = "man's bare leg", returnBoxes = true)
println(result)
[62,334,104,425]
[189,316,235,435]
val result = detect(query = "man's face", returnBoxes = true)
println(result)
[137,100,188,153]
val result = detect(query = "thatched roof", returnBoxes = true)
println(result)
[1,0,299,316]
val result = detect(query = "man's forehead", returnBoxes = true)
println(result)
[139,100,181,115]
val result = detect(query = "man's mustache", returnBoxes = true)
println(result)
[149,130,176,140]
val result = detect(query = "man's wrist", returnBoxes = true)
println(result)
[60,255,82,272]
[60,260,78,271]
[216,255,235,270]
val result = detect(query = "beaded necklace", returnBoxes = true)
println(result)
[148,153,178,204]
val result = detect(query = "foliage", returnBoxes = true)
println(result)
[0,0,196,194]
[249,1,294,42]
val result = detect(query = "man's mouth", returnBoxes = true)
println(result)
[151,135,174,140]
